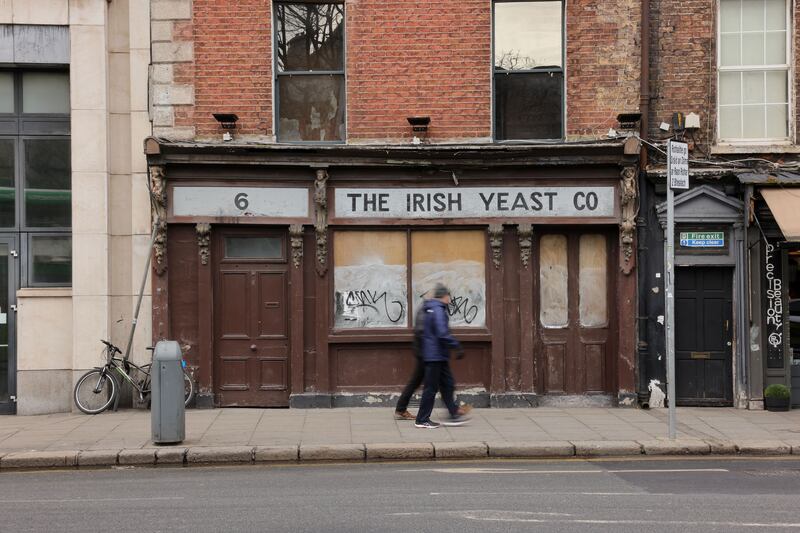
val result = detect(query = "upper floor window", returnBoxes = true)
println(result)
[274,1,345,143]
[718,0,790,142]
[493,1,564,141]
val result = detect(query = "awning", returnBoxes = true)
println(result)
[761,188,800,242]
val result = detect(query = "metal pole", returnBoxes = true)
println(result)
[666,182,677,439]
[123,222,159,362]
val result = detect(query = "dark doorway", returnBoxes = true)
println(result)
[675,266,733,406]
[0,235,17,414]
[213,229,291,407]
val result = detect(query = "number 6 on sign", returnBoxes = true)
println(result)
[234,192,249,210]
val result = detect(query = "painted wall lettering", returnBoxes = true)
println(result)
[173,187,309,218]
[765,242,784,369]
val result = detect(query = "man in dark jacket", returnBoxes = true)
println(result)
[415,284,470,428]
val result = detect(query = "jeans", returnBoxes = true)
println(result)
[415,361,459,424]
[396,356,425,413]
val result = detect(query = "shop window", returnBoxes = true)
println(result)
[411,230,486,328]
[579,234,608,327]
[718,0,790,142]
[539,234,568,327]
[333,231,408,328]
[493,1,564,140]
[788,248,799,365]
[333,230,488,330]
[274,2,345,143]
[0,70,71,287]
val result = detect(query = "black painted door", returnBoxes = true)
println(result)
[675,267,733,406]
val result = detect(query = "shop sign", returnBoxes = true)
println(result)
[679,231,725,248]
[172,186,309,218]
[765,241,784,368]
[334,187,615,219]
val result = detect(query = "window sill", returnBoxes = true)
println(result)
[16,287,72,299]
[711,143,800,154]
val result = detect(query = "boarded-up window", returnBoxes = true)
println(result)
[539,234,568,327]
[333,231,407,328]
[411,230,486,327]
[579,234,608,326]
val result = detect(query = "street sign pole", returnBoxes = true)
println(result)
[666,140,688,440]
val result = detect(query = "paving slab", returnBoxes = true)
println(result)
[77,449,119,467]
[487,441,574,458]
[118,449,157,466]
[366,442,434,461]
[573,440,642,457]
[639,439,711,455]
[187,446,253,464]
[735,440,792,455]
[433,441,488,459]
[254,445,299,462]
[1,450,77,469]
[300,444,365,462]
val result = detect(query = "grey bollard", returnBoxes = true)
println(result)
[151,340,185,444]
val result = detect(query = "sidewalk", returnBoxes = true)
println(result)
[1,407,800,469]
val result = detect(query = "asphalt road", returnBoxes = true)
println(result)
[2,458,800,532]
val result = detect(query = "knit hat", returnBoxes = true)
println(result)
[433,283,450,299]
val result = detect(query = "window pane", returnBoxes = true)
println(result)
[719,72,741,105]
[742,0,765,31]
[766,104,788,138]
[765,70,787,103]
[0,72,13,113]
[720,34,741,67]
[277,74,344,142]
[540,234,568,328]
[0,140,14,228]
[30,235,71,285]
[765,0,786,30]
[22,72,69,114]
[579,234,607,327]
[719,106,742,138]
[742,71,764,104]
[275,3,344,72]
[495,72,562,140]
[334,231,407,328]
[224,237,282,258]
[742,105,766,138]
[742,32,765,65]
[494,1,562,69]
[24,139,71,228]
[411,230,486,328]
[720,0,741,32]
[765,31,786,63]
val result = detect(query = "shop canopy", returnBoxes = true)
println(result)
[761,188,800,242]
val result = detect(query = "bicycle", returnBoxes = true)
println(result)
[73,340,195,415]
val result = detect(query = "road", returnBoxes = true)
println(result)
[2,458,800,532]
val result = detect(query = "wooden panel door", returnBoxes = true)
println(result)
[214,231,290,407]
[675,267,733,406]
[536,231,614,394]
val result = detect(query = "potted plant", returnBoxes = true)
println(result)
[764,384,791,412]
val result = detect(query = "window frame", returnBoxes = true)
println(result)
[22,232,72,288]
[330,227,491,333]
[492,0,566,142]
[272,0,347,144]
[716,0,793,144]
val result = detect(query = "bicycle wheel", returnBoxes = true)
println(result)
[73,369,118,414]
[183,371,194,407]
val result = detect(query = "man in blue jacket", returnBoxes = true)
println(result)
[415,283,470,428]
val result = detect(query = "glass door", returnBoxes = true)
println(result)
[0,236,17,414]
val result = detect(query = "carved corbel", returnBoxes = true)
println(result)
[149,165,168,275]
[619,165,638,275]
[517,224,533,269]
[488,224,503,269]
[289,224,304,269]
[196,223,211,266]
[314,169,329,276]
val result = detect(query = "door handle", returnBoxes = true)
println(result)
[250,344,257,351]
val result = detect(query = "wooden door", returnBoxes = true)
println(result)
[536,230,614,394]
[675,267,733,406]
[214,230,290,407]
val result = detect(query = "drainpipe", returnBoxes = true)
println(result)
[637,0,651,404]
[640,0,650,165]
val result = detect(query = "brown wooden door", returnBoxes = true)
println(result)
[536,230,615,394]
[214,230,290,407]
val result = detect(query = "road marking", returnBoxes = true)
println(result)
[391,510,800,528]
[0,497,184,504]
[430,491,650,496]
[398,467,728,474]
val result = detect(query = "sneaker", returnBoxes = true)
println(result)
[457,404,473,416]
[441,415,470,427]
[394,410,415,421]
[414,420,440,429]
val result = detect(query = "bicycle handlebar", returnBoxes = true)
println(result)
[100,339,122,354]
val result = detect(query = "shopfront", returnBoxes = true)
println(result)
[145,140,638,408]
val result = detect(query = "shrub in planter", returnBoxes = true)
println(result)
[764,384,791,412]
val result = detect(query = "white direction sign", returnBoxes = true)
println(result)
[668,140,689,190]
